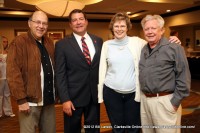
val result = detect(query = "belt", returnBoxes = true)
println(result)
[144,92,173,98]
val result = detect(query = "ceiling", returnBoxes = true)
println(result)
[0,0,200,21]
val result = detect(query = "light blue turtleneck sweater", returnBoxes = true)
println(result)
[104,36,136,93]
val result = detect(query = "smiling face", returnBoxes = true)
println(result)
[113,20,128,40]
[69,12,88,36]
[28,11,48,40]
[143,19,164,47]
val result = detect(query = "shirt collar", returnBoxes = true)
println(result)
[73,32,89,41]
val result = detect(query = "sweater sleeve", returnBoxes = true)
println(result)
[170,45,191,107]
[98,42,108,103]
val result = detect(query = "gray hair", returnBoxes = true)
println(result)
[141,14,165,29]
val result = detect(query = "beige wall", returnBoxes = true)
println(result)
[165,10,200,27]
[49,21,111,41]
[165,10,200,51]
[136,10,200,51]
[1,10,200,49]
[0,21,110,42]
[0,20,139,43]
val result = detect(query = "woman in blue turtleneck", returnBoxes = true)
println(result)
[98,12,181,133]
[98,12,146,133]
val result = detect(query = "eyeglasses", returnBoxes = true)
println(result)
[30,19,48,27]
[113,25,127,29]
[3,41,8,43]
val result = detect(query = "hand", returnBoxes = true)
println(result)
[169,36,181,45]
[63,101,75,116]
[18,102,30,114]
[173,105,178,111]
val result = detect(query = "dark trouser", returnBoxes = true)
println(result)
[64,100,100,133]
[103,85,141,133]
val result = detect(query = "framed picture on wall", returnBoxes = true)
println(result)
[14,29,65,44]
[14,29,28,36]
[47,29,65,44]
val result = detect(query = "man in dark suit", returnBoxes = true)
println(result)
[55,9,103,133]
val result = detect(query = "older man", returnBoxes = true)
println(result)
[139,15,191,133]
[7,11,56,133]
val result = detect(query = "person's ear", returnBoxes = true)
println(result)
[161,27,165,35]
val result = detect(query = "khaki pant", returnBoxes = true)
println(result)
[141,93,182,133]
[19,104,56,133]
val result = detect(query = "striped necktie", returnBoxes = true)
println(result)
[81,37,91,65]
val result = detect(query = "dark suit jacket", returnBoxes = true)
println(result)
[55,33,103,107]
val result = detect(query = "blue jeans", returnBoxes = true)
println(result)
[103,85,141,133]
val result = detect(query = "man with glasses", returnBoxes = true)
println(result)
[6,11,56,133]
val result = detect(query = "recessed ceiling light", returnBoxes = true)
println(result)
[126,12,131,14]
[166,10,171,12]
[137,0,193,4]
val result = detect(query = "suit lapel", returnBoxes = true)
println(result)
[89,34,99,65]
[68,34,87,64]
[68,33,100,66]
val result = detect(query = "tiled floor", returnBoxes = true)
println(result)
[0,79,200,133]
